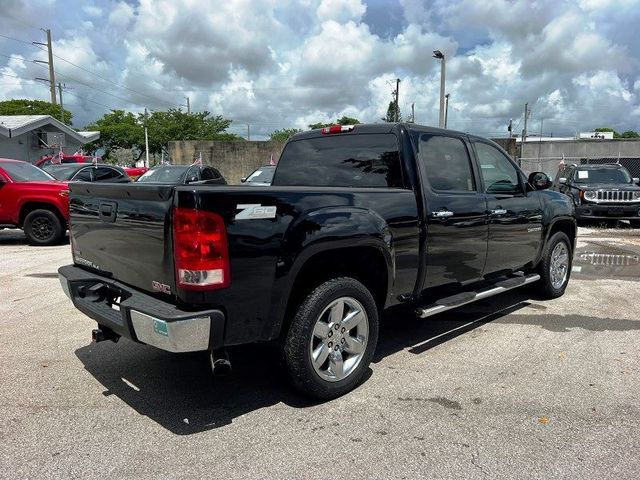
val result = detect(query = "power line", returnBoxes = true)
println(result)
[1,31,180,109]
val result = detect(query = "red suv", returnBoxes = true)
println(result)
[0,159,70,245]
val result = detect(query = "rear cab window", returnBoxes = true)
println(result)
[272,133,404,188]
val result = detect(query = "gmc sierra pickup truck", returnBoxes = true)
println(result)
[59,123,576,399]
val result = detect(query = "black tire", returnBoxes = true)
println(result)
[23,209,64,246]
[536,231,572,299]
[284,277,379,400]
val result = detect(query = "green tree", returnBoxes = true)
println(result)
[0,98,73,125]
[335,116,361,125]
[594,127,620,138]
[308,116,361,129]
[142,109,239,155]
[84,110,144,159]
[84,108,240,161]
[620,130,639,138]
[382,101,401,122]
[270,128,302,142]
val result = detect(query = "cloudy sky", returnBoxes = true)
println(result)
[1,0,639,139]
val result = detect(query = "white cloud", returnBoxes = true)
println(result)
[316,0,367,23]
[0,0,638,136]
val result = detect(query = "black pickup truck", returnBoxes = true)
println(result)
[59,123,576,399]
[552,163,640,225]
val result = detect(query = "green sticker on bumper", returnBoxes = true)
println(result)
[153,319,169,337]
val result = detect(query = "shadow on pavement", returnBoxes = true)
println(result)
[75,290,536,435]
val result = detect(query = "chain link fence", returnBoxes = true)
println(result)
[519,156,640,179]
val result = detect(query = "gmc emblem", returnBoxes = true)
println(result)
[152,281,171,294]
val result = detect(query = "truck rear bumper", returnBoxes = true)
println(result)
[58,265,225,353]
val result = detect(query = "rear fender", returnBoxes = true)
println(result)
[264,206,395,339]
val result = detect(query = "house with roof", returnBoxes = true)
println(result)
[0,115,99,163]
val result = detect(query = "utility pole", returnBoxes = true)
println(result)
[444,93,450,128]
[144,107,150,168]
[395,78,401,122]
[247,124,250,141]
[185,96,190,114]
[57,82,65,123]
[521,103,529,143]
[433,50,446,128]
[33,29,57,104]
[411,103,415,123]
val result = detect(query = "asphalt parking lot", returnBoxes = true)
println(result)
[1,227,639,479]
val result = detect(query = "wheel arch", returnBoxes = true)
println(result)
[19,201,66,227]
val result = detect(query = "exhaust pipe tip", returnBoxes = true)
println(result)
[92,328,105,343]
[209,349,232,376]
[92,327,120,343]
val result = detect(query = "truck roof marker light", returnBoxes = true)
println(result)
[321,125,355,134]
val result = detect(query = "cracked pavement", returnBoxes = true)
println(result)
[1,227,639,479]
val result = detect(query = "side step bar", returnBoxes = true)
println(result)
[415,273,540,319]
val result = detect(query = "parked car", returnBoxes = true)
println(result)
[35,154,99,168]
[123,166,148,180]
[241,165,276,186]
[552,163,640,225]
[43,163,131,183]
[0,158,69,245]
[136,164,226,185]
[59,123,576,399]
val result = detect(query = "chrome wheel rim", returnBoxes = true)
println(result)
[550,242,569,289]
[31,217,54,241]
[309,296,369,383]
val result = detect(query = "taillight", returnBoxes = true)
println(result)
[173,208,230,290]
[59,190,69,197]
[320,125,355,134]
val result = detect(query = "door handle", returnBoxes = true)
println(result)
[432,210,454,218]
[490,208,507,215]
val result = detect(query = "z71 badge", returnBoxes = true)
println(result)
[235,204,277,220]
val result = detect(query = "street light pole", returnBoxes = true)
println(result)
[444,93,450,129]
[433,50,446,128]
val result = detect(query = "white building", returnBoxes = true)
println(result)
[0,115,99,163]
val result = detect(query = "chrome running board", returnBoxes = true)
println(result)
[415,273,541,319]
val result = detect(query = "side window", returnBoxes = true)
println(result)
[417,134,475,192]
[73,168,92,181]
[93,167,120,182]
[201,167,219,180]
[185,166,200,183]
[473,142,520,194]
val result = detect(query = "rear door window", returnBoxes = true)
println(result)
[273,134,403,188]
[93,167,122,182]
[416,134,476,192]
[73,168,93,181]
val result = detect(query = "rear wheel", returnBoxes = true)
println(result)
[23,209,64,246]
[284,277,379,399]
[536,231,572,299]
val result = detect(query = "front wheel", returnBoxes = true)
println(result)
[23,209,64,246]
[536,231,572,299]
[284,277,379,399]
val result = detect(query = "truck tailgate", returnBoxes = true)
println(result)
[69,182,176,297]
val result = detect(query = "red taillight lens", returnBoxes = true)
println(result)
[173,208,230,290]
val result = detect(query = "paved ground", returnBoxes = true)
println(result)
[1,226,639,479]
